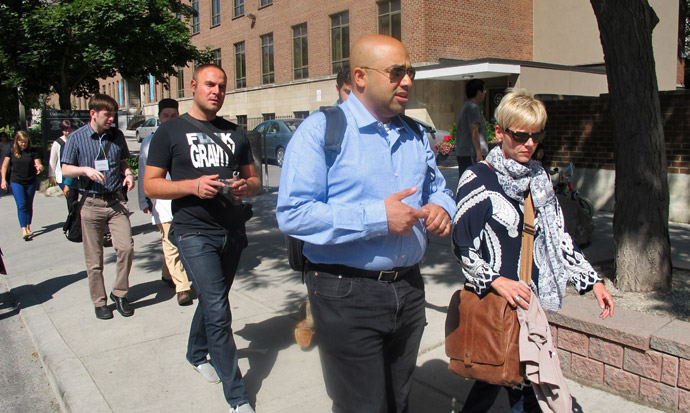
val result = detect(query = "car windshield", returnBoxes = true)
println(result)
[283,120,302,132]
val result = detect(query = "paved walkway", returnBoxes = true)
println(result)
[2,163,685,412]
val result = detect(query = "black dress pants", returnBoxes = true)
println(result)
[306,264,426,413]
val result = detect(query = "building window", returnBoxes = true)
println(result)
[331,11,349,74]
[293,111,309,119]
[177,67,185,98]
[212,48,222,67]
[192,0,200,34]
[262,113,275,121]
[293,23,308,80]
[234,0,244,18]
[261,33,274,84]
[236,115,247,130]
[259,0,272,7]
[378,0,401,40]
[211,0,220,26]
[234,42,246,88]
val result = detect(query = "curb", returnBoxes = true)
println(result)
[2,274,111,413]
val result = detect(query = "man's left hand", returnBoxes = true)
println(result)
[122,174,135,192]
[421,203,450,236]
[230,179,249,200]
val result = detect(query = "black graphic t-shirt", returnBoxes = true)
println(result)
[146,115,254,234]
[4,149,40,185]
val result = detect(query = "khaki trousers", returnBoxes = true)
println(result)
[157,222,190,292]
[81,196,134,306]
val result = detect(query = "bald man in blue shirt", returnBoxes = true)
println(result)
[277,34,455,413]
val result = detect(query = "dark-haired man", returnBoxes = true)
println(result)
[456,78,488,175]
[137,98,193,306]
[62,94,135,320]
[144,64,259,413]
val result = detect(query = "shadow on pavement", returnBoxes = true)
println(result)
[127,279,176,309]
[0,290,19,321]
[10,271,86,310]
[33,222,64,238]
[235,313,297,407]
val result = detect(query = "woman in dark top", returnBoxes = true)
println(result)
[451,89,614,412]
[1,131,44,240]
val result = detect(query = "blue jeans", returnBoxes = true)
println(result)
[175,230,248,407]
[306,263,426,413]
[460,381,540,413]
[10,181,37,228]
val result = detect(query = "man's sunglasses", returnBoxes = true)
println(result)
[503,127,546,144]
[361,66,416,82]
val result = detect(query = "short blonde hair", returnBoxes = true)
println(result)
[494,88,547,131]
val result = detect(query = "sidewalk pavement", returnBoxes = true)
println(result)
[2,164,685,412]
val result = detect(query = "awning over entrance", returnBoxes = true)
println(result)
[415,60,521,81]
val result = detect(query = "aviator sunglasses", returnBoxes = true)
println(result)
[502,127,546,144]
[361,65,416,82]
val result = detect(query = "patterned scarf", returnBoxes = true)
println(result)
[485,146,570,311]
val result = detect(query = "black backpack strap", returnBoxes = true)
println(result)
[399,114,423,140]
[56,138,65,148]
[320,106,346,166]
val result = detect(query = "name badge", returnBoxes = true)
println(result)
[94,159,109,171]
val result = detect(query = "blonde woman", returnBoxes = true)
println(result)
[1,131,44,239]
[451,89,614,411]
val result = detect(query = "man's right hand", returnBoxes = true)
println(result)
[196,174,225,199]
[83,167,105,183]
[384,187,429,235]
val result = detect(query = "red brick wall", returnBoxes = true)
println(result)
[542,92,690,175]
[97,0,536,102]
[405,0,533,63]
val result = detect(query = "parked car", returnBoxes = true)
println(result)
[252,119,303,166]
[408,117,450,153]
[135,118,161,142]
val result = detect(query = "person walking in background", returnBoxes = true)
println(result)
[277,35,456,413]
[335,64,351,105]
[144,64,260,413]
[456,78,489,176]
[137,98,193,306]
[451,89,614,412]
[1,131,43,240]
[61,94,136,321]
[49,120,77,212]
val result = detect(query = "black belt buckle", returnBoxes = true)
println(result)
[377,270,399,282]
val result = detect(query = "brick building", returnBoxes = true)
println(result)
[93,0,682,132]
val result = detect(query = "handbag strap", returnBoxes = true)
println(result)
[482,160,535,284]
[519,191,535,284]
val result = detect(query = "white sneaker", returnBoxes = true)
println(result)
[230,403,255,413]
[193,362,220,384]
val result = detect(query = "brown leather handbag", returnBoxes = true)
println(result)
[445,191,535,387]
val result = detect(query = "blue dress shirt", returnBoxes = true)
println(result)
[276,93,455,270]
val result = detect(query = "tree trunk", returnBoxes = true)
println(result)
[590,0,672,291]
[58,91,71,110]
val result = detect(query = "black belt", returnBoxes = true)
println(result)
[80,191,118,200]
[308,263,417,282]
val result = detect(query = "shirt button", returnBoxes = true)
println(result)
[395,173,399,177]
[402,254,406,259]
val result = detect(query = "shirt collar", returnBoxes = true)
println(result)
[87,123,111,140]
[343,93,408,137]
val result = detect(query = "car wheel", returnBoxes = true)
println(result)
[276,147,285,167]
[136,131,141,143]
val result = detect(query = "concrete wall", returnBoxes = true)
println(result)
[533,0,681,90]
[516,66,608,97]
[571,168,690,224]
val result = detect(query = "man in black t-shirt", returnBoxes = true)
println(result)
[145,64,260,413]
